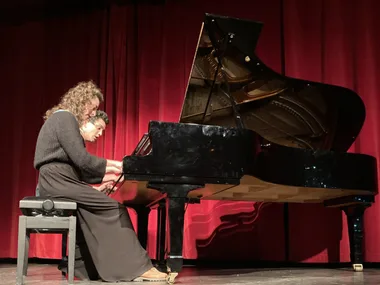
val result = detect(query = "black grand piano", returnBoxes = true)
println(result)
[119,13,378,283]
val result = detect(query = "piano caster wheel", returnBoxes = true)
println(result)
[352,264,363,272]
[166,272,178,284]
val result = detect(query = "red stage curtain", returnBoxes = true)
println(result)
[0,0,379,264]
[282,0,380,262]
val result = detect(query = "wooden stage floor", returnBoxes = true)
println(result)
[2,263,380,284]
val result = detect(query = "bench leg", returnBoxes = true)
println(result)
[67,216,77,284]
[23,231,30,276]
[60,231,68,275]
[16,216,27,285]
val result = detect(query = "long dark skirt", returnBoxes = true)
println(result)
[37,162,152,282]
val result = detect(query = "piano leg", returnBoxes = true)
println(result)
[155,199,167,272]
[166,194,185,283]
[342,204,369,272]
[125,204,151,249]
[148,183,203,284]
[325,195,374,272]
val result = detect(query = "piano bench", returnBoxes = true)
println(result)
[16,196,77,285]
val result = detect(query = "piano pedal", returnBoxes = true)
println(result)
[352,264,363,272]
[166,270,178,284]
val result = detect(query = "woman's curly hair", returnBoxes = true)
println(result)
[44,80,104,125]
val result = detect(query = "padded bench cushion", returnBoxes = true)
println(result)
[20,196,77,217]
[20,196,77,210]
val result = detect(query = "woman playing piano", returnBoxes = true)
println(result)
[33,80,167,282]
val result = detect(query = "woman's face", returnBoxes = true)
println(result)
[83,97,100,121]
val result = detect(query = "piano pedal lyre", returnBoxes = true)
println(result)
[352,264,363,272]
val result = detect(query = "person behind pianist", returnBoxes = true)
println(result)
[79,110,116,193]
[33,80,167,282]
[58,109,119,280]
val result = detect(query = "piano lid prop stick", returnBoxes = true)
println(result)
[105,173,124,196]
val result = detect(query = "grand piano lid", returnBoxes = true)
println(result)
[179,13,366,152]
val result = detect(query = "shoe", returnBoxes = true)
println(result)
[59,265,91,281]
[58,259,100,281]
[133,267,168,282]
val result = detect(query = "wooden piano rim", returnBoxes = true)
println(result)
[119,175,375,206]
[191,175,375,203]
